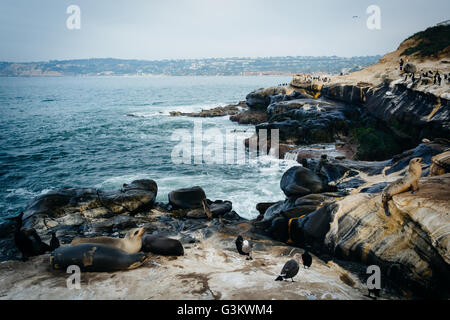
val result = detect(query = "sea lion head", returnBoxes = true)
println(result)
[411,157,424,164]
[125,228,146,242]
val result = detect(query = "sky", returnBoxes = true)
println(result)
[0,0,449,62]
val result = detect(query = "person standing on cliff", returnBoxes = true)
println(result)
[399,58,404,71]
[434,70,440,85]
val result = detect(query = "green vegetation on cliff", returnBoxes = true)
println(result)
[401,24,450,57]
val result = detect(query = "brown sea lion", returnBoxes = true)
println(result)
[71,228,145,254]
[141,234,184,256]
[382,157,423,216]
[51,244,149,272]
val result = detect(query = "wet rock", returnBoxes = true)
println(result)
[258,102,352,144]
[230,110,267,125]
[169,103,242,118]
[325,174,450,295]
[186,208,208,219]
[430,150,450,176]
[222,210,243,222]
[22,179,157,231]
[168,186,206,209]
[280,166,324,198]
[387,142,449,175]
[256,202,277,217]
[246,86,287,110]
[364,83,450,142]
[208,200,233,217]
[360,182,389,194]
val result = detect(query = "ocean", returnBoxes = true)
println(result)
[0,76,297,222]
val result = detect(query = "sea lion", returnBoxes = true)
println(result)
[51,244,149,272]
[141,234,184,256]
[71,227,146,254]
[382,157,423,216]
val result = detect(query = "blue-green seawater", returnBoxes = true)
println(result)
[0,76,298,222]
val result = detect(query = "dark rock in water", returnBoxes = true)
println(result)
[360,182,390,194]
[246,87,287,110]
[280,166,324,198]
[263,199,296,222]
[256,202,278,219]
[207,200,232,217]
[229,110,267,125]
[168,186,206,209]
[222,210,243,221]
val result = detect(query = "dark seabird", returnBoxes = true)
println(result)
[7,212,34,261]
[302,251,312,269]
[26,228,51,254]
[50,231,60,251]
[235,235,253,260]
[275,254,301,282]
[7,212,52,260]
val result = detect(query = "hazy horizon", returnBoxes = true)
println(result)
[0,55,383,64]
[0,0,449,62]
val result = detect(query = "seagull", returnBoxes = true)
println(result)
[275,254,301,282]
[302,251,312,269]
[235,235,253,260]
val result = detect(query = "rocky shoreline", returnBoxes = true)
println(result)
[1,80,449,299]
[1,35,449,299]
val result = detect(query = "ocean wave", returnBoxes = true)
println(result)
[6,188,53,199]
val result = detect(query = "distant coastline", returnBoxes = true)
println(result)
[0,56,381,77]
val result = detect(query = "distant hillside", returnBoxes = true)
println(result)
[401,24,450,58]
[0,56,381,77]
[326,22,450,94]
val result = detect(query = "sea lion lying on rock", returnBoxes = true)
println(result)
[141,234,184,256]
[51,244,149,272]
[71,227,146,254]
[382,157,423,216]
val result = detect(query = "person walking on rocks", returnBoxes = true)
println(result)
[399,58,404,71]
